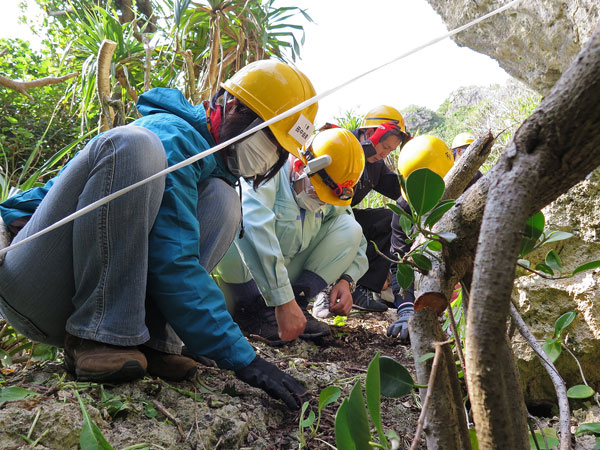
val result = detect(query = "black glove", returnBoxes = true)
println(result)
[235,355,308,410]
[387,304,414,343]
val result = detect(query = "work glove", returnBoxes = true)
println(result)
[369,122,402,147]
[386,304,414,343]
[235,355,309,410]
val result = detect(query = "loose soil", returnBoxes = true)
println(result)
[0,309,423,449]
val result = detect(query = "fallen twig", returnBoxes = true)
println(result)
[151,399,185,441]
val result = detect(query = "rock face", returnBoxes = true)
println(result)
[425,0,600,93]
[511,168,600,402]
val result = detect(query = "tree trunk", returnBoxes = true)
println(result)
[466,27,600,449]
[409,308,472,450]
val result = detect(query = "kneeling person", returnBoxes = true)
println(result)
[216,128,367,343]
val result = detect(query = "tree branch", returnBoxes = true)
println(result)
[510,303,571,450]
[465,27,600,449]
[0,73,78,100]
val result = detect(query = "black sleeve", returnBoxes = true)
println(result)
[373,163,401,200]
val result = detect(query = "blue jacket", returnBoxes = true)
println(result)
[0,88,256,371]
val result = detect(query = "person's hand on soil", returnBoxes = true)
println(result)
[275,300,307,341]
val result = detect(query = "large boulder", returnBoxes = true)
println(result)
[511,168,600,403]
[425,0,600,93]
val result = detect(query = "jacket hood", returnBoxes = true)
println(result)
[137,88,215,147]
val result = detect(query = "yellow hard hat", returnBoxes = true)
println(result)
[359,105,406,132]
[301,128,365,206]
[222,59,318,158]
[451,132,475,150]
[397,135,454,180]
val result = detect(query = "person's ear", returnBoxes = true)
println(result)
[365,128,375,139]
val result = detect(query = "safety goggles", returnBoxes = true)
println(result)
[292,173,321,200]
[302,146,354,201]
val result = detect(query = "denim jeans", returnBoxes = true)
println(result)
[0,125,241,351]
[0,125,169,347]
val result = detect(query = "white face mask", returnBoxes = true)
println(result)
[294,190,324,212]
[227,130,279,177]
[291,173,324,211]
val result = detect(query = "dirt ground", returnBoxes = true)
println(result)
[0,308,424,449]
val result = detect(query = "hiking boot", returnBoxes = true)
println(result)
[300,312,331,340]
[311,291,332,319]
[374,286,395,308]
[233,302,287,344]
[63,333,147,382]
[297,297,331,340]
[352,286,388,312]
[141,346,199,381]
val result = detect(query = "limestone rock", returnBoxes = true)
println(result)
[512,168,600,402]
[425,0,600,93]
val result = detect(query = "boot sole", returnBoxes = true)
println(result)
[64,353,145,383]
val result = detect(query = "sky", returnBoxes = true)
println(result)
[0,0,512,125]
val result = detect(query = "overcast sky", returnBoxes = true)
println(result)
[1,0,512,125]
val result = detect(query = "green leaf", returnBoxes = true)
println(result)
[0,386,40,406]
[554,311,576,338]
[545,250,563,273]
[535,263,554,276]
[575,422,600,436]
[521,211,545,256]
[424,200,455,229]
[379,356,414,398]
[300,402,315,428]
[417,353,435,363]
[529,430,559,449]
[411,254,433,271]
[75,390,114,450]
[427,240,442,252]
[399,215,412,235]
[405,168,445,215]
[572,260,600,275]
[396,263,414,290]
[595,437,600,450]
[318,386,341,416]
[347,382,372,450]
[334,399,356,450]
[386,202,412,222]
[542,339,562,363]
[436,231,457,243]
[366,353,387,447]
[469,428,479,450]
[518,259,531,268]
[543,231,573,244]
[143,401,158,418]
[567,384,595,399]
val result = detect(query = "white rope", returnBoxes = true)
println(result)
[0,0,521,258]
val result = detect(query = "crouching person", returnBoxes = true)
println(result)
[216,128,367,344]
[0,60,318,410]
[388,136,454,343]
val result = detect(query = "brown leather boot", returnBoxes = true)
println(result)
[63,333,147,382]
[141,346,199,381]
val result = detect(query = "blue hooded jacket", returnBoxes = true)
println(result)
[0,88,256,370]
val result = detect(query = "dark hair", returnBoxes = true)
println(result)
[214,89,287,188]
[380,128,412,149]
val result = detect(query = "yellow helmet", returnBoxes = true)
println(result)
[451,132,475,150]
[397,135,454,180]
[301,128,365,206]
[359,105,406,132]
[222,59,318,159]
